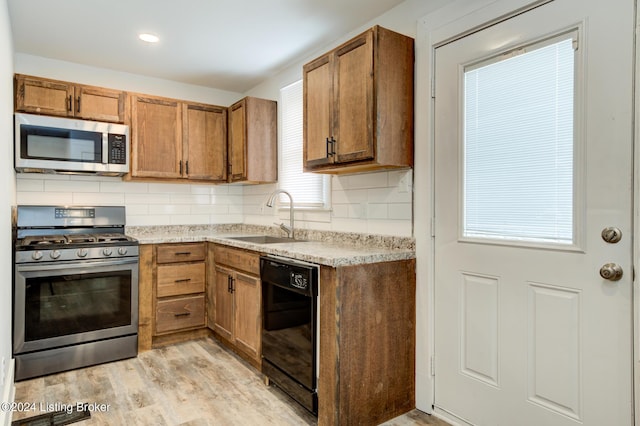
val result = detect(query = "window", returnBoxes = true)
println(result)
[279,80,330,208]
[463,33,576,244]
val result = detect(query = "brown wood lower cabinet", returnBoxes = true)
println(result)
[152,243,207,343]
[319,259,416,425]
[156,295,205,334]
[208,244,261,367]
[138,241,416,425]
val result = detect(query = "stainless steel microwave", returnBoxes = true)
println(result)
[15,113,129,176]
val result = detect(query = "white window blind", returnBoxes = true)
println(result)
[280,80,329,208]
[463,34,575,244]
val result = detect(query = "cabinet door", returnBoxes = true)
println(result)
[130,95,183,178]
[76,86,126,123]
[233,271,261,361]
[303,54,334,170]
[213,265,234,341]
[333,29,375,164]
[15,75,74,117]
[183,103,227,181]
[244,97,277,183]
[228,100,247,182]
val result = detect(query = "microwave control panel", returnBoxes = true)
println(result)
[108,134,127,164]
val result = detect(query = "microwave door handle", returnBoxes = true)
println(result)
[102,132,108,164]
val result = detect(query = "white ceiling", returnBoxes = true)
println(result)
[7,0,406,93]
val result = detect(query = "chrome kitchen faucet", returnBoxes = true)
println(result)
[266,190,295,239]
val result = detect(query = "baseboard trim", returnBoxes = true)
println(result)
[0,359,15,426]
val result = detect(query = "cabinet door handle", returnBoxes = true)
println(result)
[326,137,336,157]
[179,160,183,175]
[76,96,81,113]
[67,95,72,112]
[186,160,189,175]
[174,278,191,283]
[230,277,235,293]
[228,275,232,292]
[174,312,191,318]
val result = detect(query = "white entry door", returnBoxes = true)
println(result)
[433,1,634,425]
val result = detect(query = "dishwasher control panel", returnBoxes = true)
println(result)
[260,255,318,296]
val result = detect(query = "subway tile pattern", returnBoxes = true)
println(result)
[16,175,244,226]
[16,168,413,237]
[243,169,414,237]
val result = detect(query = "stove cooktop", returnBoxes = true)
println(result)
[18,233,137,248]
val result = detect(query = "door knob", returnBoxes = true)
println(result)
[600,263,623,281]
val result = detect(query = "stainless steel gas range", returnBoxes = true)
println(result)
[13,205,139,381]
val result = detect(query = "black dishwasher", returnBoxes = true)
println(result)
[260,255,319,415]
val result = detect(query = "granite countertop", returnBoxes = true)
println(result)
[126,224,415,267]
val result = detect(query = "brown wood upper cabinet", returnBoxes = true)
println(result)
[228,96,277,183]
[130,94,227,181]
[15,74,126,123]
[303,26,414,174]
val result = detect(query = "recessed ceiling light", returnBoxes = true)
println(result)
[138,33,159,43]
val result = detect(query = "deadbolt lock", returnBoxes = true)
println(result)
[601,227,622,244]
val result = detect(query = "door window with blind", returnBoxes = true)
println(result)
[280,80,330,208]
[462,31,579,246]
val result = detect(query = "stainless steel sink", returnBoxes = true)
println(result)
[226,235,306,244]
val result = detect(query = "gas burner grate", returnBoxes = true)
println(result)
[65,234,97,244]
[96,233,132,243]
[20,235,67,246]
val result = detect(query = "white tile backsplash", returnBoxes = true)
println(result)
[17,191,73,205]
[44,179,100,193]
[16,175,243,226]
[243,169,413,237]
[16,168,413,236]
[72,192,125,205]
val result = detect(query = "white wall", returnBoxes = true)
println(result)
[0,0,15,420]
[244,0,449,237]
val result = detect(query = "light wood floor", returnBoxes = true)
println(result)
[13,337,450,425]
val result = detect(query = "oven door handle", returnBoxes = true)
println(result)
[16,258,138,273]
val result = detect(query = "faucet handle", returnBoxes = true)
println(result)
[273,222,292,237]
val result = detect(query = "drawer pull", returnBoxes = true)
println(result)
[174,278,192,283]
[175,251,192,256]
[174,312,191,318]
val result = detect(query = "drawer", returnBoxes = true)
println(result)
[156,243,206,264]
[214,245,259,275]
[155,295,205,334]
[157,263,205,298]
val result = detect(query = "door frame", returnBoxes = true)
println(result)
[414,0,638,423]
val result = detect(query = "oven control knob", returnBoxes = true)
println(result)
[77,248,88,258]
[102,248,113,257]
[118,247,128,256]
[32,251,43,261]
[50,250,61,260]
